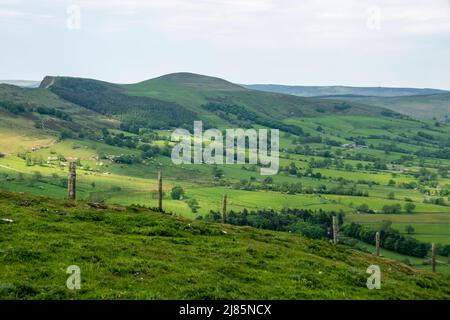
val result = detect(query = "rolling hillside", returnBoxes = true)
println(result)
[124,73,399,120]
[1,190,449,299]
[319,93,450,121]
[42,76,197,130]
[242,83,450,121]
[0,83,119,154]
[243,84,448,98]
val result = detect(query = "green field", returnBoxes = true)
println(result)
[1,74,450,299]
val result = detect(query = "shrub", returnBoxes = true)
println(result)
[171,186,185,200]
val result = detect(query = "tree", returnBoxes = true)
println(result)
[187,198,200,213]
[382,203,401,213]
[25,153,33,166]
[32,171,43,181]
[404,202,416,213]
[212,165,223,179]
[59,130,73,140]
[356,204,370,213]
[288,162,298,175]
[171,186,185,200]
[263,176,273,185]
[405,225,415,234]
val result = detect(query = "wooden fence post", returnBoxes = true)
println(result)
[332,216,338,244]
[375,231,380,256]
[432,242,436,273]
[158,171,163,212]
[67,162,76,201]
[222,194,227,224]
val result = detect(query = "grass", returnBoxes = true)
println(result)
[1,190,450,299]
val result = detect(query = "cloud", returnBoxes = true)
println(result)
[0,0,449,88]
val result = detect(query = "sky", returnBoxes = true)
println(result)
[0,0,449,89]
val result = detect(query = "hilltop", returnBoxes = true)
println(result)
[123,72,399,119]
[1,190,449,299]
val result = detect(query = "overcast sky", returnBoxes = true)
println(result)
[1,0,449,89]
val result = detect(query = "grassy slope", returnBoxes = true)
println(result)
[0,84,119,131]
[1,190,450,300]
[0,84,120,154]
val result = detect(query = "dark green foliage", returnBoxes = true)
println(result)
[112,154,140,164]
[202,102,304,135]
[171,186,185,200]
[382,203,402,213]
[405,225,415,234]
[404,203,416,213]
[203,208,338,240]
[36,106,72,121]
[49,77,196,130]
[342,222,429,258]
[0,101,26,114]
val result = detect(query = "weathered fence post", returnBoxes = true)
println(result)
[158,171,163,212]
[332,215,338,244]
[222,194,227,224]
[67,162,76,201]
[375,231,380,256]
[432,242,436,273]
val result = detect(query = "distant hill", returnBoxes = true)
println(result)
[242,84,448,98]
[319,93,450,121]
[0,80,40,88]
[242,83,450,120]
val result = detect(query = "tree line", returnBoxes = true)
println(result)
[200,208,344,240]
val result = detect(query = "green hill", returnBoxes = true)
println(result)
[22,73,402,135]
[243,84,448,98]
[1,190,449,299]
[125,73,399,120]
